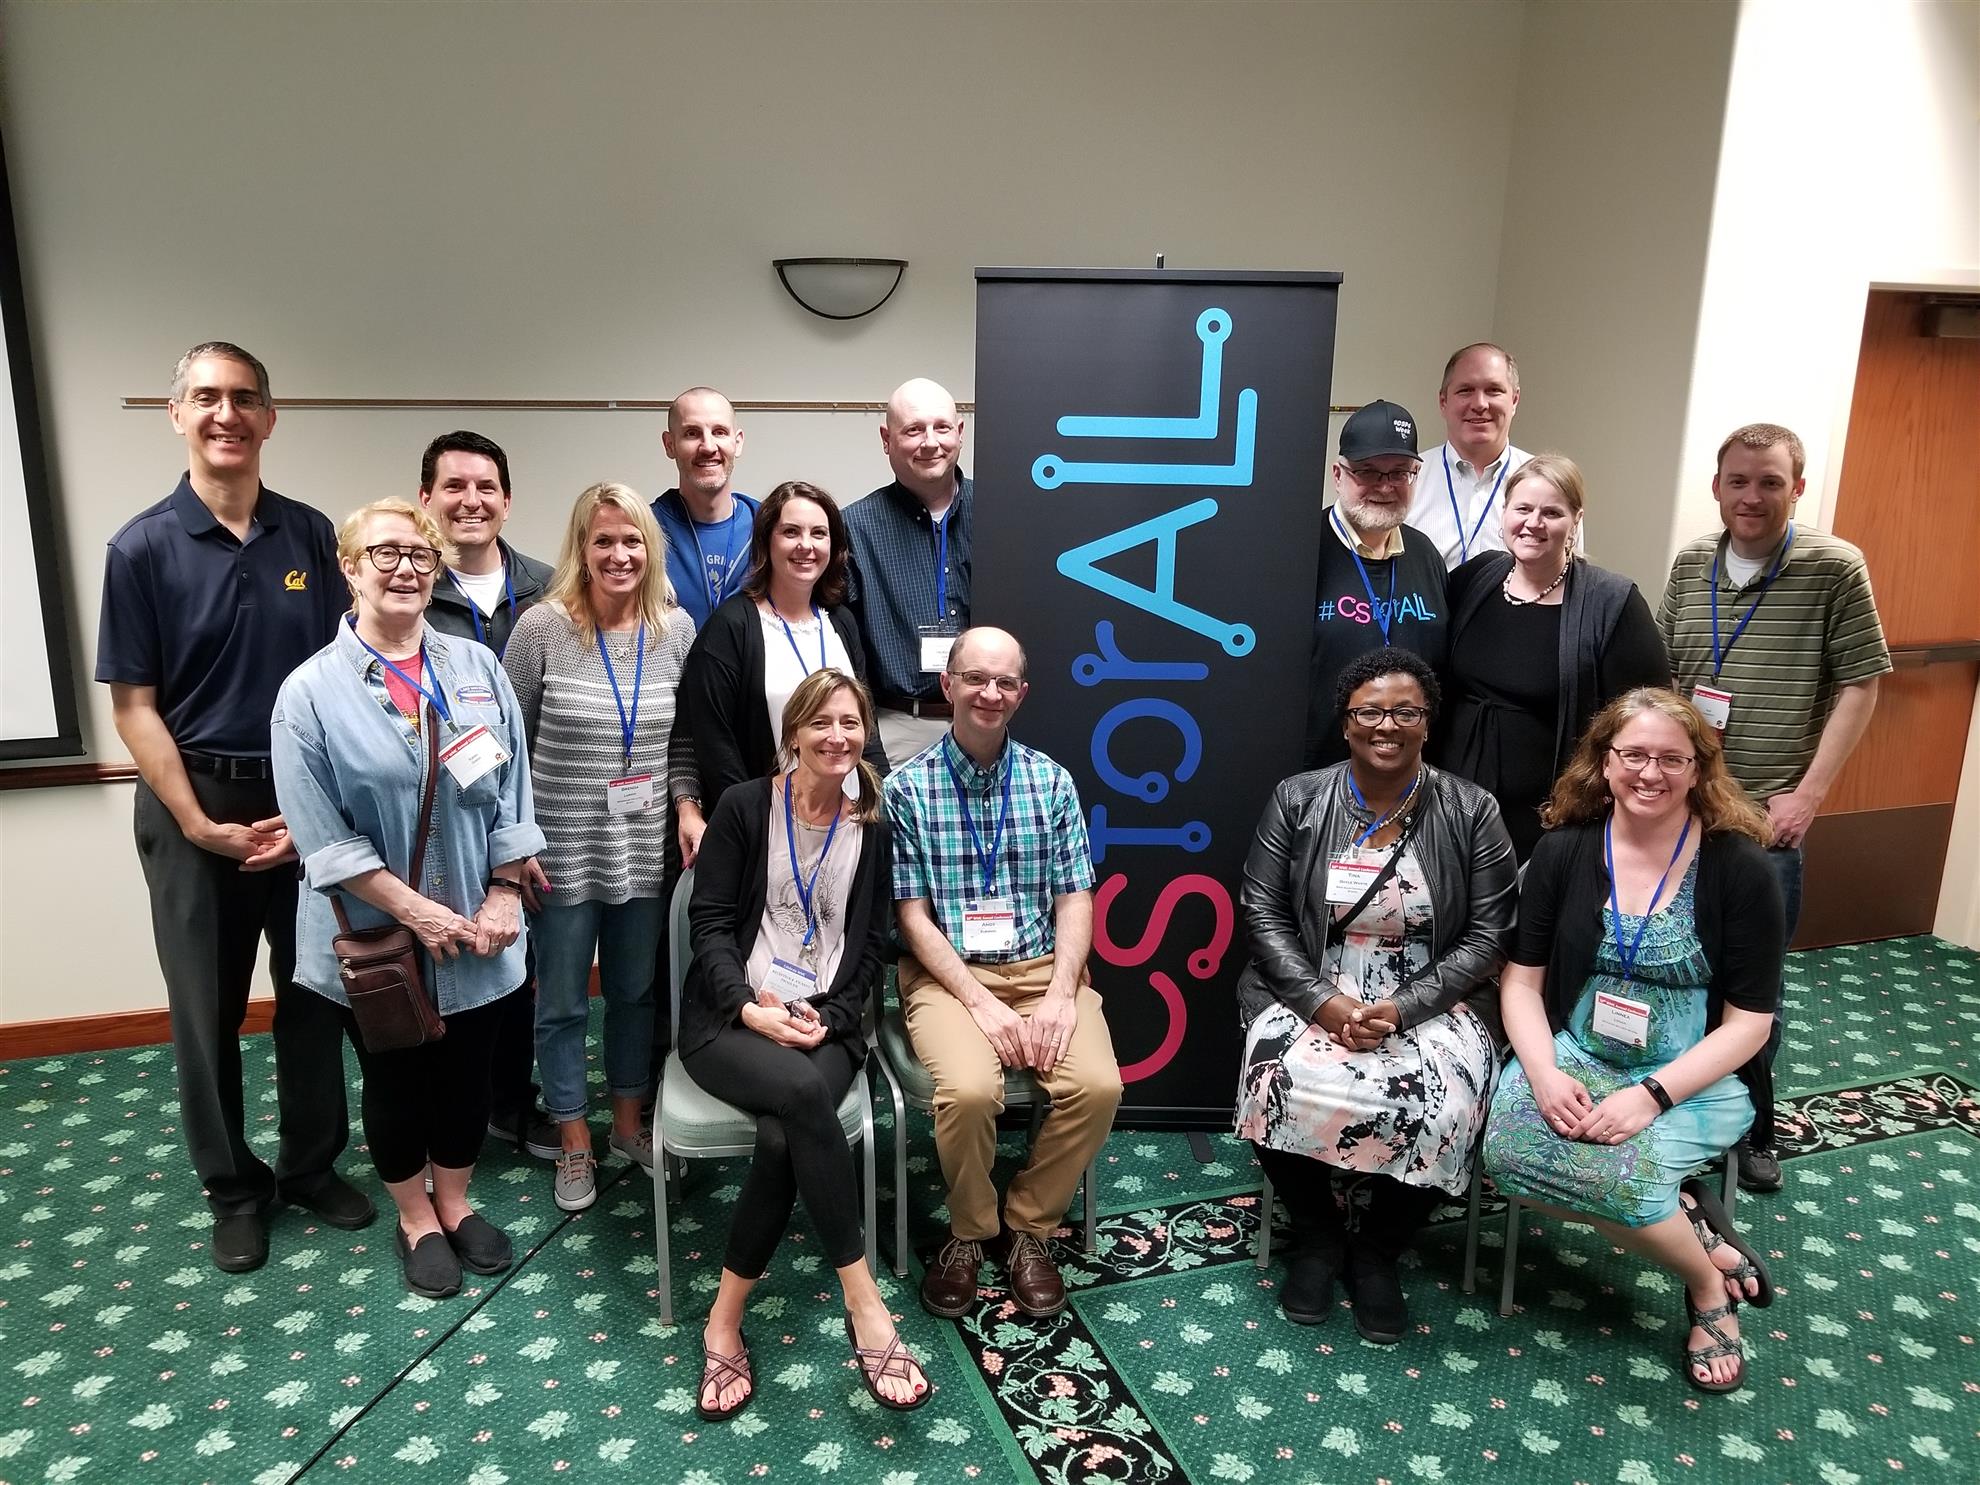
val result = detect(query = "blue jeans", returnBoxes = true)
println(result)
[532,897,664,1123]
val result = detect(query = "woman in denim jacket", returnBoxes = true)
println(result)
[273,498,543,1300]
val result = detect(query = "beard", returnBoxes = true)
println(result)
[1337,492,1406,532]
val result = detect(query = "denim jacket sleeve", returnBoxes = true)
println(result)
[272,666,389,892]
[485,661,545,871]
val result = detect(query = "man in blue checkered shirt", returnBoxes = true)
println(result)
[886,627,1122,1321]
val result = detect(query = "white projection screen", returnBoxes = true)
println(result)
[0,135,81,761]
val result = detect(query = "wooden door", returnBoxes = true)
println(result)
[1800,289,1980,948]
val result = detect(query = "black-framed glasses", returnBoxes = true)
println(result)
[949,669,1024,696]
[1346,464,1420,489]
[1609,746,1694,773]
[1346,705,1428,728]
[364,543,441,574]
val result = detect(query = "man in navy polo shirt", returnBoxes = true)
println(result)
[417,430,558,1162]
[97,341,372,1273]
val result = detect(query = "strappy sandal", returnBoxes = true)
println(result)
[843,1312,930,1411]
[1682,1294,1747,1393]
[1680,1179,1774,1307]
[696,1332,753,1421]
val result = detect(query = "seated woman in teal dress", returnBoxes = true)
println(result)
[1482,688,1782,1394]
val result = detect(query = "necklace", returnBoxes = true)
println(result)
[1502,560,1571,605]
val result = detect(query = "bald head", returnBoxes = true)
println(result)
[881,378,965,505]
[663,387,743,507]
[948,625,1027,679]
[941,626,1029,757]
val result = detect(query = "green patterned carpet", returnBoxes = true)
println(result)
[1,936,1975,1484]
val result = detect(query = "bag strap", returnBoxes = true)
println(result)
[332,702,444,935]
[1334,789,1427,926]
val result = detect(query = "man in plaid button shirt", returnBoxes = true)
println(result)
[886,627,1123,1320]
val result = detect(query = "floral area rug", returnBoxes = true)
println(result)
[0,936,1973,1484]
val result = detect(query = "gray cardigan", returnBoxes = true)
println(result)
[1234,763,1518,1040]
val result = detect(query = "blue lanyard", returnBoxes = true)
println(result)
[783,777,843,951]
[1708,524,1794,678]
[1345,767,1423,848]
[777,604,828,676]
[448,563,518,656]
[943,745,1014,897]
[686,504,747,610]
[933,511,950,618]
[349,617,452,728]
[595,625,646,773]
[1442,449,1510,565]
[1332,508,1395,644]
[1604,813,1693,984]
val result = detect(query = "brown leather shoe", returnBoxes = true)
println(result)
[919,1236,985,1319]
[997,1227,1067,1317]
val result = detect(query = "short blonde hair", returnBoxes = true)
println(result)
[1504,452,1586,517]
[544,483,677,643]
[336,499,452,615]
[779,668,883,824]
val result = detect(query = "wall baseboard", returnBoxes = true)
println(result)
[0,1000,276,1060]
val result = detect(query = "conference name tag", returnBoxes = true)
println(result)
[764,956,819,1004]
[1692,684,1733,731]
[1325,853,1381,905]
[961,897,1017,953]
[1591,989,1651,1048]
[439,725,507,788]
[918,624,958,675]
[605,774,659,816]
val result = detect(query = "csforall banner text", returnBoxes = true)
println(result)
[972,267,1342,1124]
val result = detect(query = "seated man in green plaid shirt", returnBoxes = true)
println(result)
[885,627,1123,1320]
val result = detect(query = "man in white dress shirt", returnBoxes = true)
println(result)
[1405,342,1531,570]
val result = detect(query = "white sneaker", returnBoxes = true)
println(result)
[608,1127,655,1172]
[553,1150,597,1212]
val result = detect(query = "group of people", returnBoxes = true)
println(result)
[94,334,1886,1417]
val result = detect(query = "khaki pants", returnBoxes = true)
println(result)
[877,708,950,770]
[901,952,1123,1240]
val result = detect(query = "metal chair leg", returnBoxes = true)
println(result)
[655,1149,675,1327]
[1255,1175,1275,1269]
[859,1086,879,1278]
[1498,1198,1521,1317]
[1722,1146,1739,1208]
[875,1063,910,1277]
[1082,1157,1098,1252]
[1462,1163,1484,1295]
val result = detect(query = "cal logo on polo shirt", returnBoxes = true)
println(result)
[284,569,309,591]
[456,684,497,705]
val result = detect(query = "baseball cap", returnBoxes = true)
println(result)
[1338,400,1419,462]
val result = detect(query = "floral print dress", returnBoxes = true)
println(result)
[1233,849,1498,1192]
[1481,860,1755,1226]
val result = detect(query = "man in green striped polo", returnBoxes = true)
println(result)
[1658,422,1890,1192]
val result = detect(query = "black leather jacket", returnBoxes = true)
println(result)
[1235,762,1518,1041]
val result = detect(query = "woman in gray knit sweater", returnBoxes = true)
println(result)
[504,484,695,1213]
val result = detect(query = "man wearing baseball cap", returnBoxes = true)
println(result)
[1302,399,1450,767]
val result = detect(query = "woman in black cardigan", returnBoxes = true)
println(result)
[1441,454,1669,859]
[1482,688,1782,1394]
[678,669,927,1422]
[673,481,890,866]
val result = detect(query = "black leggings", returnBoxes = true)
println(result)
[341,991,510,1184]
[679,1027,863,1279]
[1255,1144,1444,1252]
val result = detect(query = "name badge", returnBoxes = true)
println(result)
[605,774,659,816]
[961,896,1017,953]
[1692,684,1733,731]
[1591,989,1652,1049]
[1325,853,1382,905]
[439,724,508,789]
[918,624,959,674]
[763,956,819,1004]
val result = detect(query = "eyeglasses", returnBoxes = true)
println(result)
[1609,746,1694,773]
[1346,705,1428,728]
[949,669,1024,696]
[364,543,441,574]
[1345,464,1420,489]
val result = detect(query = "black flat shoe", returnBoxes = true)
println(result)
[282,1174,376,1230]
[211,1213,268,1273]
[396,1227,462,1299]
[444,1213,513,1275]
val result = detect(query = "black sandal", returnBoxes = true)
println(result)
[843,1313,930,1411]
[1680,1180,1774,1307]
[696,1333,753,1421]
[1682,1294,1747,1393]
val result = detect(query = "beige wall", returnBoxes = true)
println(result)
[0,0,1530,1022]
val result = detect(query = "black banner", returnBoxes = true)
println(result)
[973,268,1342,1124]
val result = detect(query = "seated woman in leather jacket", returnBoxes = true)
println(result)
[1234,646,1517,1342]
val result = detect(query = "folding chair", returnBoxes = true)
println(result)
[869,973,1099,1278]
[651,869,879,1325]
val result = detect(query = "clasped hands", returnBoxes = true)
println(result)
[406,859,545,960]
[741,988,828,1048]
[1314,994,1400,1052]
[968,984,1078,1075]
[1530,1067,1660,1145]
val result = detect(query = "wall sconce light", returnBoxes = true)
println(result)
[773,257,908,321]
